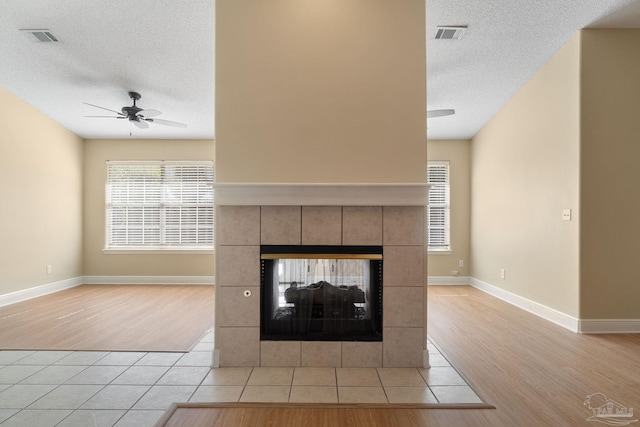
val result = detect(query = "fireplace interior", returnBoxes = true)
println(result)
[261,245,382,342]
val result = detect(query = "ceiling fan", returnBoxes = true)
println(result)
[427,109,455,118]
[83,91,187,132]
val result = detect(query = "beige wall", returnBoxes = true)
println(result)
[579,30,640,319]
[427,140,471,278]
[0,87,84,296]
[471,34,581,317]
[83,139,215,277]
[215,0,426,183]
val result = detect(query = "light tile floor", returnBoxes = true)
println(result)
[0,336,483,426]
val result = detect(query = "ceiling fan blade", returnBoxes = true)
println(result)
[84,115,126,119]
[83,102,125,116]
[145,118,187,128]
[139,109,162,117]
[427,109,455,118]
[133,120,149,129]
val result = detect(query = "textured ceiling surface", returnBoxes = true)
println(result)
[0,0,214,139]
[1,1,639,140]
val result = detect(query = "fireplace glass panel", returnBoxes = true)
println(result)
[261,247,382,341]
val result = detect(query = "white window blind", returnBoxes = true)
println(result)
[105,161,214,250]
[427,161,450,251]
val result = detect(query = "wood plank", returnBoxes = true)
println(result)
[0,284,214,352]
[156,285,640,426]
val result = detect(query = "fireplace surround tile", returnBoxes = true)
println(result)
[217,327,260,367]
[382,206,425,246]
[341,342,383,368]
[218,206,260,245]
[301,342,342,367]
[383,328,425,367]
[301,206,342,245]
[260,206,301,245]
[217,287,260,327]
[384,287,424,327]
[215,246,260,286]
[383,246,425,287]
[342,206,382,246]
[260,341,301,367]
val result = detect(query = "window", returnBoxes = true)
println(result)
[105,161,214,251]
[427,161,450,252]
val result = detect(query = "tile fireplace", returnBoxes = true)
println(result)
[213,184,428,368]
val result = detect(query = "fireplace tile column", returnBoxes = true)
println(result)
[213,184,429,369]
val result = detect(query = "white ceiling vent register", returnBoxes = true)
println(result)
[434,26,467,40]
[20,29,59,43]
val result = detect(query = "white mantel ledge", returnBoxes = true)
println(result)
[214,183,430,206]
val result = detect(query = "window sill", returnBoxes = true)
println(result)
[428,250,452,255]
[103,248,214,255]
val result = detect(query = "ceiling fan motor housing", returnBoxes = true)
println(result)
[121,106,143,118]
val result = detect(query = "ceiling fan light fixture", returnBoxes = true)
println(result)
[434,26,467,40]
[20,29,59,43]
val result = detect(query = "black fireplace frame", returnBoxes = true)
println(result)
[260,245,383,342]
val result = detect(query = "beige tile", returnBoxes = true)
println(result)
[289,386,338,403]
[301,206,342,245]
[247,367,294,385]
[342,206,382,245]
[301,342,342,367]
[189,385,243,403]
[383,246,425,287]
[377,368,426,386]
[336,368,381,387]
[260,341,301,367]
[217,206,260,245]
[202,368,252,386]
[292,368,336,386]
[429,385,483,404]
[418,366,468,386]
[261,206,301,245]
[428,353,452,367]
[384,287,424,327]
[240,386,291,403]
[341,342,382,368]
[382,328,424,367]
[382,206,424,246]
[337,386,387,403]
[426,341,440,354]
[217,327,260,367]
[215,246,260,286]
[217,287,260,327]
[385,386,438,404]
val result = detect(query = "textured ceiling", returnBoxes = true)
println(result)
[426,0,640,139]
[0,0,214,139]
[1,1,639,140]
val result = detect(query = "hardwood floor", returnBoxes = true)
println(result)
[157,285,640,426]
[0,285,214,352]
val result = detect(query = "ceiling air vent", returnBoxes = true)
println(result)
[434,26,466,40]
[20,29,59,43]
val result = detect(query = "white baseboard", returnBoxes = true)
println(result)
[0,277,84,308]
[470,277,580,332]
[83,276,215,285]
[428,276,470,285]
[578,319,640,334]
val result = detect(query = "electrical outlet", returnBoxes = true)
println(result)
[46,265,52,274]
[458,260,464,268]
[500,268,505,279]
[562,209,571,221]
